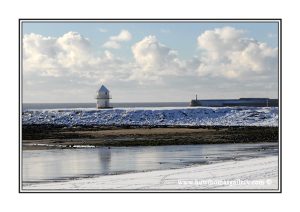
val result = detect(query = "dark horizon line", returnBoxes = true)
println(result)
[23,101,189,104]
[23,98,279,104]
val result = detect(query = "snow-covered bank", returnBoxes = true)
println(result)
[22,107,278,127]
[23,156,278,191]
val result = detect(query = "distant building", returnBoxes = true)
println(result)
[190,97,278,107]
[96,85,112,109]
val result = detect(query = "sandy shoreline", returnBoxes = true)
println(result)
[22,125,278,149]
[22,155,279,191]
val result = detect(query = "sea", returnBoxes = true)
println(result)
[22,102,189,110]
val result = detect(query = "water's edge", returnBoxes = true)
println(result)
[22,143,278,185]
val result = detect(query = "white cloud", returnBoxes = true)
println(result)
[196,27,278,78]
[130,35,185,82]
[103,30,132,49]
[23,32,131,83]
[23,31,91,77]
[24,28,277,85]
[110,30,132,41]
[102,40,121,49]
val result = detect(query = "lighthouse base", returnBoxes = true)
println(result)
[96,99,111,109]
[97,106,113,109]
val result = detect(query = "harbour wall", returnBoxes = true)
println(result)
[190,98,278,107]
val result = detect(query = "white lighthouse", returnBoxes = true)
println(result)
[96,85,112,109]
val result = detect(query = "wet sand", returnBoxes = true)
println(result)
[22,125,279,150]
[23,155,278,190]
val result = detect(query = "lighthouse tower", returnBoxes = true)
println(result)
[96,85,112,109]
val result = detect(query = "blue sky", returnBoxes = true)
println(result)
[22,21,279,103]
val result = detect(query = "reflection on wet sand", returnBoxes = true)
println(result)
[23,143,278,184]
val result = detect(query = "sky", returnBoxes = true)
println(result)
[22,21,279,103]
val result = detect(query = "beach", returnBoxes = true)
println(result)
[23,155,278,191]
[21,106,279,191]
[22,125,278,149]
